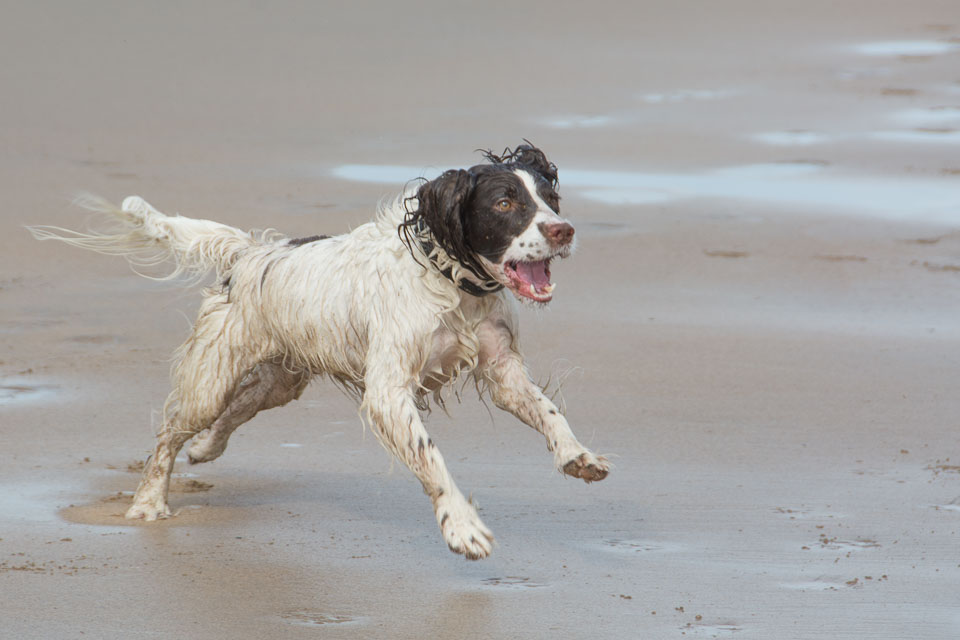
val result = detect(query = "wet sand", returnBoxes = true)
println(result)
[3,2,960,638]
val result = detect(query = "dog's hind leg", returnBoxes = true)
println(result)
[187,361,309,464]
[126,294,271,520]
[125,421,194,520]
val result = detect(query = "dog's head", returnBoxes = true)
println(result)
[402,143,574,304]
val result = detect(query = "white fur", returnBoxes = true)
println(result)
[501,169,577,264]
[28,190,608,560]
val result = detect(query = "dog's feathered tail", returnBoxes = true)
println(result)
[28,195,258,283]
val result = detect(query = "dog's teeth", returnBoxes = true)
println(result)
[529,283,537,297]
[543,283,555,294]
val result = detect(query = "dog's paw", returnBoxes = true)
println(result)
[562,452,610,483]
[125,501,172,521]
[436,497,495,560]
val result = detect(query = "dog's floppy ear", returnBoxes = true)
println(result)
[413,168,480,268]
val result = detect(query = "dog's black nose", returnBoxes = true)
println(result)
[544,221,575,247]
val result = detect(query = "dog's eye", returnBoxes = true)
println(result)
[495,199,513,212]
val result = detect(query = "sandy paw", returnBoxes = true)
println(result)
[437,499,495,560]
[562,452,610,483]
[125,502,172,521]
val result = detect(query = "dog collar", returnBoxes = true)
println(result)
[414,229,504,298]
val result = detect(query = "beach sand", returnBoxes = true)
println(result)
[2,2,960,638]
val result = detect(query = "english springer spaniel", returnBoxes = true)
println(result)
[29,143,609,559]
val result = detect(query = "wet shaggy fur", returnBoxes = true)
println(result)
[28,144,609,560]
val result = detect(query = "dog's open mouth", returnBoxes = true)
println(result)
[504,259,554,302]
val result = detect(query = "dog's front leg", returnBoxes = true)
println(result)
[478,317,609,483]
[362,371,494,560]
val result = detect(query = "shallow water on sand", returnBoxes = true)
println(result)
[330,160,960,225]
[0,481,67,525]
[0,378,61,407]
[852,40,960,56]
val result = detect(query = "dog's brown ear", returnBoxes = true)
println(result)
[413,168,479,266]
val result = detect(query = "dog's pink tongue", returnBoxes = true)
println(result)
[516,260,550,287]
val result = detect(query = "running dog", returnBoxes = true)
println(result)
[29,143,609,559]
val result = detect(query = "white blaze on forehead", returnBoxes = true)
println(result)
[514,169,559,217]
[501,169,568,263]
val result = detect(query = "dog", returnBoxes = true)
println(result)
[29,143,609,559]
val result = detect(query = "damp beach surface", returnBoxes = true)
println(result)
[3,1,960,638]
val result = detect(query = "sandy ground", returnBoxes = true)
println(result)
[3,1,960,638]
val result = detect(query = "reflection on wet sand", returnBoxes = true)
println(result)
[0,379,59,406]
[332,161,960,224]
[852,40,960,56]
